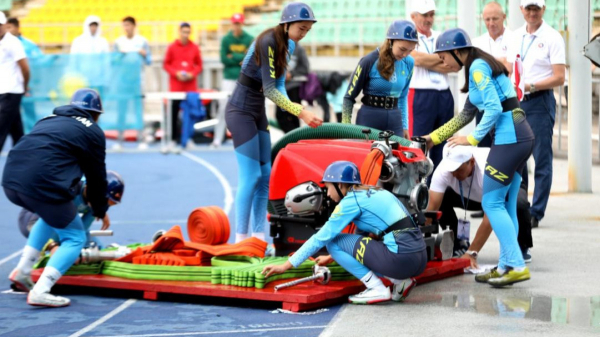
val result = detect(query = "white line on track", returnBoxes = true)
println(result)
[181,151,234,216]
[91,325,328,337]
[0,249,23,267]
[69,299,137,337]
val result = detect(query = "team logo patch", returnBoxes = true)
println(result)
[331,204,343,218]
[473,70,489,90]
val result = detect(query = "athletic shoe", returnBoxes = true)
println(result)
[9,268,34,292]
[522,248,532,263]
[264,244,275,257]
[475,267,501,283]
[391,277,416,302]
[348,286,391,304]
[453,240,470,258]
[27,291,70,307]
[488,267,530,287]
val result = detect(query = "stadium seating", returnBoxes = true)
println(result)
[18,0,263,44]
[15,0,575,47]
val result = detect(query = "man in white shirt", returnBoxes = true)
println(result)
[472,2,511,60]
[427,145,533,266]
[114,16,151,149]
[503,0,566,228]
[409,0,458,183]
[0,12,29,152]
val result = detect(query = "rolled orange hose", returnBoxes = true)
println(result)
[187,206,231,245]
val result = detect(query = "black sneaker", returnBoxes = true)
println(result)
[522,248,532,263]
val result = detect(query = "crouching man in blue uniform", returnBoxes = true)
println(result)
[4,89,109,307]
[263,161,427,304]
[18,171,125,249]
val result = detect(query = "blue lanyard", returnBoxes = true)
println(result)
[520,35,537,62]
[420,36,433,54]
[458,172,475,220]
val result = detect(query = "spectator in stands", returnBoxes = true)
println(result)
[0,12,29,152]
[503,0,566,228]
[213,13,253,148]
[114,16,152,150]
[275,43,309,133]
[427,145,533,265]
[163,22,203,148]
[409,0,458,183]
[341,20,417,138]
[70,15,110,102]
[5,17,42,134]
[70,15,109,54]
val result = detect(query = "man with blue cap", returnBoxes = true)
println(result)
[4,88,108,307]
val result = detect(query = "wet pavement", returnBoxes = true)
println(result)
[321,158,600,337]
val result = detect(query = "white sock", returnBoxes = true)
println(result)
[496,267,506,275]
[360,271,386,291]
[252,232,265,241]
[16,246,40,275]
[235,233,249,243]
[32,266,61,294]
[514,267,526,272]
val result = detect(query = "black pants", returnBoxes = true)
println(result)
[0,93,24,152]
[275,87,301,133]
[439,187,533,251]
[171,99,182,143]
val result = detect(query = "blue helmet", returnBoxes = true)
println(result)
[435,28,472,53]
[106,170,124,203]
[386,20,418,42]
[322,161,361,185]
[70,88,103,114]
[280,2,317,24]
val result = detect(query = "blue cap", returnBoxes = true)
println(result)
[435,28,472,53]
[70,88,103,114]
[106,170,124,203]
[386,20,418,42]
[322,161,361,185]
[280,2,317,24]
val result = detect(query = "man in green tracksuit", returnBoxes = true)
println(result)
[212,13,254,148]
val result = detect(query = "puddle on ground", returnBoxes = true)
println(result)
[408,293,600,328]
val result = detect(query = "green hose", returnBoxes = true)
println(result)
[37,255,355,289]
[271,123,413,163]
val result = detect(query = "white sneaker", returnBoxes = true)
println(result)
[348,286,391,305]
[391,277,417,302]
[9,268,34,292]
[137,142,149,150]
[27,291,70,307]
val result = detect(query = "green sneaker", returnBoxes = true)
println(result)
[475,267,501,283]
[488,267,530,287]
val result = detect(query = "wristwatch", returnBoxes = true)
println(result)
[466,250,478,258]
[530,83,537,93]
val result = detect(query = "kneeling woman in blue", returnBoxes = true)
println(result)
[262,161,427,304]
[225,2,323,243]
[424,29,534,286]
[341,20,418,139]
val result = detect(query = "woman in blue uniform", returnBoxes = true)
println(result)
[424,29,534,287]
[262,161,427,304]
[225,2,322,243]
[342,20,418,139]
[4,89,108,307]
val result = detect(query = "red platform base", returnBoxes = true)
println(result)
[31,259,469,312]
